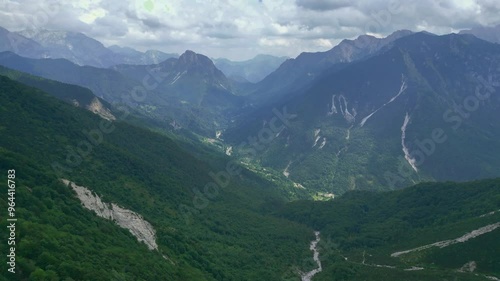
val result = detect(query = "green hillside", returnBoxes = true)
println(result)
[0,75,314,280]
[279,179,500,280]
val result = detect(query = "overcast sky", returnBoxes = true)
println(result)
[1,0,500,60]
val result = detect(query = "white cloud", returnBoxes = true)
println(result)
[259,37,292,47]
[1,0,499,60]
[79,8,106,24]
[314,38,333,49]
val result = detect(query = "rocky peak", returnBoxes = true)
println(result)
[174,50,229,83]
[177,50,215,69]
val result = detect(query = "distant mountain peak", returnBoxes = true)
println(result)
[175,50,222,76]
[1,26,177,67]
[109,45,178,65]
[345,30,414,49]
[182,49,196,56]
[387,29,414,39]
[178,50,198,62]
[0,27,44,57]
[178,50,211,65]
[252,29,416,102]
[19,28,93,43]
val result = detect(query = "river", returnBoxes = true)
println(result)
[301,231,322,281]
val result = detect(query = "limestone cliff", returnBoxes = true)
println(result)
[61,179,157,250]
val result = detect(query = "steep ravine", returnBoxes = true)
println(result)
[301,231,322,281]
[401,112,418,172]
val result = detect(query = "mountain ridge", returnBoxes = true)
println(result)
[248,30,414,104]
[224,32,500,195]
[0,26,178,67]
[0,64,115,120]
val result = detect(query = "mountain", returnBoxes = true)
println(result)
[0,26,45,58]
[0,26,177,67]
[1,28,499,281]
[1,73,498,281]
[111,50,245,134]
[108,45,178,65]
[460,24,500,44]
[279,178,500,280]
[248,30,414,104]
[224,32,500,195]
[0,51,137,103]
[0,65,115,120]
[0,74,314,280]
[18,28,117,68]
[213,54,289,83]
[0,50,244,136]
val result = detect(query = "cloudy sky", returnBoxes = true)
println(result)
[1,0,500,60]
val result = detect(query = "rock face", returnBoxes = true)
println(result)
[61,179,158,250]
[87,97,116,121]
[18,29,116,67]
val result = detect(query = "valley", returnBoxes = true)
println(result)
[0,13,499,281]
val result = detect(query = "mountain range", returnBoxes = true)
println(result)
[0,49,245,136]
[1,62,498,281]
[1,27,177,67]
[246,30,414,105]
[225,32,500,195]
[0,23,499,281]
[0,26,286,82]
[2,25,500,195]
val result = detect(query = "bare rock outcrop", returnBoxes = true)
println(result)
[61,179,157,250]
[87,97,116,121]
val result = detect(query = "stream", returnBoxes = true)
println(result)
[301,231,322,281]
